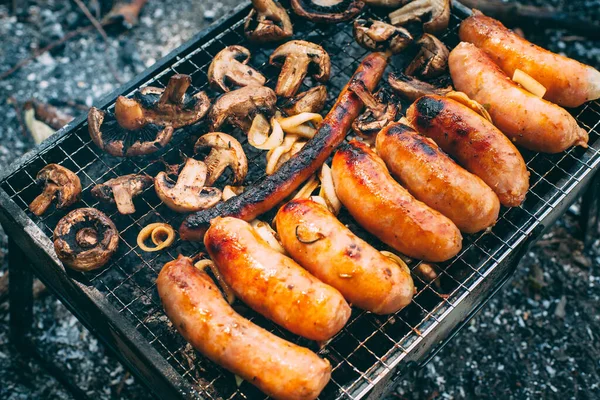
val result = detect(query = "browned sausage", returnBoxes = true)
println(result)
[406,95,530,207]
[180,52,389,241]
[459,12,600,108]
[449,42,588,153]
[275,198,415,314]
[376,122,500,233]
[156,255,331,400]
[331,140,462,262]
[204,216,351,341]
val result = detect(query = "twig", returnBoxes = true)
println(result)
[460,0,600,38]
[72,0,122,84]
[115,371,130,396]
[7,97,28,137]
[0,272,47,304]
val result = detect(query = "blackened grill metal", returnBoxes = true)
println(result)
[1,2,600,399]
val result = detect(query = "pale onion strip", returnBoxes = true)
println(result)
[512,69,547,98]
[278,112,323,131]
[137,223,175,252]
[222,185,245,201]
[194,259,236,304]
[294,174,319,199]
[310,195,329,208]
[445,91,493,123]
[380,250,411,274]
[266,134,299,175]
[248,115,285,150]
[281,123,317,139]
[250,219,286,254]
[247,114,270,145]
[318,163,342,215]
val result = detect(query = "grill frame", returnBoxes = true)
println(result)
[1,1,600,399]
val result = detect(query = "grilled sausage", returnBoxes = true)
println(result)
[204,217,351,341]
[406,95,530,207]
[449,42,588,153]
[376,122,500,233]
[180,52,389,241]
[331,140,462,262]
[459,12,600,108]
[157,255,331,400]
[275,199,415,314]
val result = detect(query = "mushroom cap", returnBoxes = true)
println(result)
[353,19,413,54]
[29,164,82,216]
[53,207,119,271]
[405,33,449,78]
[194,132,248,186]
[208,45,266,93]
[88,107,174,157]
[269,40,331,98]
[291,0,365,23]
[352,88,399,139]
[154,158,222,213]
[91,174,153,214]
[244,0,293,43]
[208,85,277,132]
[279,85,328,115]
[389,0,451,34]
[388,72,453,101]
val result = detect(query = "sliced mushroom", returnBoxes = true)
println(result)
[91,174,152,215]
[291,0,365,23]
[154,158,222,213]
[244,0,293,42]
[29,164,81,216]
[270,40,331,98]
[208,46,266,92]
[404,33,449,78]
[88,74,210,157]
[279,85,328,115]
[388,72,452,101]
[208,85,277,132]
[389,0,450,34]
[353,19,413,54]
[194,133,248,186]
[53,208,119,271]
[349,80,398,140]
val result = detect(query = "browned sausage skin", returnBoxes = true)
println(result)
[204,217,351,341]
[376,122,500,233]
[331,140,462,262]
[459,12,600,108]
[275,198,415,314]
[156,255,331,400]
[449,42,588,153]
[180,52,389,241]
[406,95,530,207]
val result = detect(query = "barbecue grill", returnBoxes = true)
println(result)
[2,1,600,399]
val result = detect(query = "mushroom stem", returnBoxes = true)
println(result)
[111,184,136,215]
[29,183,59,216]
[277,56,312,98]
[348,80,384,111]
[159,74,190,106]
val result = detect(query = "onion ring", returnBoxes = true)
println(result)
[195,259,236,304]
[137,223,175,252]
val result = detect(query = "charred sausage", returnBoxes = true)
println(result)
[406,95,530,207]
[157,255,331,400]
[275,198,415,314]
[449,42,588,153]
[376,122,500,233]
[459,12,600,108]
[204,217,351,341]
[331,140,462,262]
[180,52,389,241]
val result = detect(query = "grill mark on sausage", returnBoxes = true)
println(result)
[414,96,444,128]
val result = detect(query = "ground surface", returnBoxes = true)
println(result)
[0,1,598,399]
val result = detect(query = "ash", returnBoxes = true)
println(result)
[0,1,598,399]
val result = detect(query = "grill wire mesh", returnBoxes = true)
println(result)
[2,2,600,399]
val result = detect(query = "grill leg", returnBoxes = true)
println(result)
[580,170,600,248]
[8,237,34,346]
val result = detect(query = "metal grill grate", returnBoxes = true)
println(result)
[2,2,600,399]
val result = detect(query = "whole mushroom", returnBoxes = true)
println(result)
[208,85,277,132]
[349,80,399,140]
[244,0,293,42]
[208,46,266,92]
[389,0,451,34]
[269,40,331,98]
[154,158,222,213]
[194,133,248,186]
[53,208,119,271]
[353,19,413,54]
[91,174,153,215]
[29,164,81,216]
